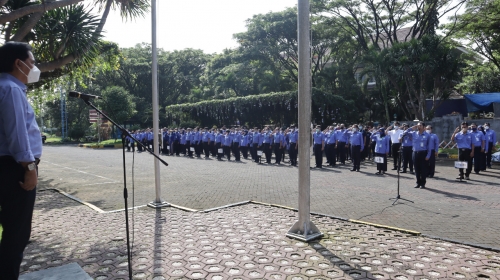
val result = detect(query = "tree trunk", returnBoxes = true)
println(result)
[10,12,44,42]
[0,0,83,24]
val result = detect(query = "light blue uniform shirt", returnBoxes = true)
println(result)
[273,133,282,144]
[208,132,215,142]
[263,132,272,144]
[241,134,249,146]
[485,129,496,144]
[455,132,472,149]
[336,129,348,143]
[223,134,232,146]
[404,128,432,158]
[202,132,209,142]
[371,133,390,154]
[289,131,298,143]
[349,131,364,147]
[232,132,241,143]
[401,134,412,147]
[470,131,485,151]
[312,131,325,145]
[428,133,439,151]
[215,133,223,143]
[180,133,187,144]
[0,73,42,162]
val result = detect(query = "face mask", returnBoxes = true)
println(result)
[485,126,489,130]
[472,127,477,131]
[426,130,431,134]
[379,131,385,137]
[353,128,358,132]
[316,129,320,133]
[359,126,363,130]
[19,60,41,84]
[394,126,399,130]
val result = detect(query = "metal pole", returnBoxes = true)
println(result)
[148,0,169,208]
[287,0,322,242]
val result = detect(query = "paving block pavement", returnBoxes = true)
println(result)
[21,190,500,280]
[37,146,500,250]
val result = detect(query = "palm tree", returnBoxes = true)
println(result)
[0,0,149,83]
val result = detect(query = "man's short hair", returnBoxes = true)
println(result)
[461,121,468,126]
[0,42,32,73]
[394,121,400,125]
[418,121,426,127]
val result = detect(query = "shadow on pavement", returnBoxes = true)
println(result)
[421,187,480,201]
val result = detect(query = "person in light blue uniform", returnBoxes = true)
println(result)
[288,126,298,166]
[399,123,413,174]
[336,124,348,164]
[484,122,497,168]
[405,122,432,188]
[223,130,233,160]
[247,129,254,159]
[202,127,211,158]
[232,128,242,161]
[262,127,273,164]
[425,125,439,178]
[179,129,186,155]
[313,125,325,168]
[193,128,201,158]
[240,130,250,159]
[348,124,364,172]
[451,122,474,180]
[273,128,284,164]
[161,128,169,154]
[0,42,43,279]
[325,126,337,167]
[469,123,486,174]
[252,128,261,162]
[215,130,223,160]
[371,128,390,175]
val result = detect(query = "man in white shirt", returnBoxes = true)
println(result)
[385,122,404,171]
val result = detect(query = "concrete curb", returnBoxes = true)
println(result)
[78,143,123,149]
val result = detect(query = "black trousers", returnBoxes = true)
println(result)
[458,148,472,176]
[195,142,202,157]
[413,151,428,186]
[370,142,376,159]
[473,147,483,173]
[486,142,494,167]
[402,146,414,172]
[375,153,387,172]
[337,142,346,164]
[263,143,272,163]
[289,143,297,165]
[351,145,361,170]
[232,143,240,161]
[224,145,231,160]
[428,149,436,176]
[391,143,401,168]
[314,144,323,167]
[0,156,37,280]
[274,143,282,163]
[325,144,330,163]
[203,142,210,158]
[252,144,258,161]
[210,142,216,157]
[327,144,336,166]
[241,145,249,159]
[216,143,222,159]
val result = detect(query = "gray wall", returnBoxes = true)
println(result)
[403,115,499,144]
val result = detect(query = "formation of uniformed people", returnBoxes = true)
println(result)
[451,121,496,180]
[123,121,496,187]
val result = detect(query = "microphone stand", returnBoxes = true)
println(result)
[390,147,414,205]
[81,99,168,280]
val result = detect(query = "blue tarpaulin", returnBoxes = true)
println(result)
[464,93,500,112]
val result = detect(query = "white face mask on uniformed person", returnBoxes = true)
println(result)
[19,60,41,84]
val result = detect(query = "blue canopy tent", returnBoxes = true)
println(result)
[464,93,500,112]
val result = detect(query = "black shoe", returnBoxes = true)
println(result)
[456,176,464,180]
[350,169,356,172]
[375,171,382,175]
[410,171,415,174]
[465,175,470,180]
[356,169,360,172]
[414,185,420,188]
[420,185,426,189]
[474,171,479,174]
[401,170,407,173]
[428,175,434,178]
[392,167,398,170]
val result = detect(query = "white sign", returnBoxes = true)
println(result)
[218,148,223,154]
[257,151,263,156]
[190,147,195,152]
[374,156,384,163]
[454,161,468,168]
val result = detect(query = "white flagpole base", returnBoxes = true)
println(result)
[147,201,170,209]
[286,221,323,242]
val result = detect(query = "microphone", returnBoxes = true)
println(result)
[68,91,102,100]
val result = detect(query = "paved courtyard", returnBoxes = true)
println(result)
[21,190,500,279]
[37,145,500,250]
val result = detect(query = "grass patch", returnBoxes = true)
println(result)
[439,148,458,155]
[85,139,121,147]
[45,137,63,144]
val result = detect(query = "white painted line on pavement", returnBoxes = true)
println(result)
[43,160,119,182]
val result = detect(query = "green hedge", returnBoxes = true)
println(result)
[165,89,357,127]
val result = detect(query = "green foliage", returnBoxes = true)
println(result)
[68,121,87,141]
[457,62,500,94]
[98,86,136,125]
[165,89,357,127]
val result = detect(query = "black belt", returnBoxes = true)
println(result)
[459,148,471,152]
[414,151,426,154]
[0,156,40,165]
